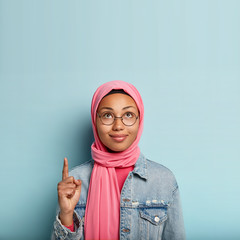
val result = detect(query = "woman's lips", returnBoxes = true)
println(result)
[109,134,128,142]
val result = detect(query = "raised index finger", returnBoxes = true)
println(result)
[62,157,69,180]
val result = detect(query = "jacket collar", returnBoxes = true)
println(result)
[132,152,148,180]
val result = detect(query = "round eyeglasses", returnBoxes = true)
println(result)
[97,111,139,126]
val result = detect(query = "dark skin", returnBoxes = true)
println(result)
[58,158,81,226]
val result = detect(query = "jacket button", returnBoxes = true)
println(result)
[122,198,130,202]
[122,228,130,232]
[154,216,160,222]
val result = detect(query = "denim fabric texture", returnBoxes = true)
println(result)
[52,153,185,240]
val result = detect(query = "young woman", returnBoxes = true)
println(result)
[52,80,185,240]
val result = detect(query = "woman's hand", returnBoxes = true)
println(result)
[57,157,82,226]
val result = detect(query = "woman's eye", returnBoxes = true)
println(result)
[124,112,133,118]
[103,112,113,119]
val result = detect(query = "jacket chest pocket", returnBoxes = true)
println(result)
[139,207,167,240]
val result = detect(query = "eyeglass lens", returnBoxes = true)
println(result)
[100,112,137,126]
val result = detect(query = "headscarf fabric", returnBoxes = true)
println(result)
[84,80,144,240]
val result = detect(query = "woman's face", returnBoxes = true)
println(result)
[96,93,140,152]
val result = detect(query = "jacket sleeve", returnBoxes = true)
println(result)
[51,211,83,240]
[163,187,186,240]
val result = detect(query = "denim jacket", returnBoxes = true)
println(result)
[52,153,185,240]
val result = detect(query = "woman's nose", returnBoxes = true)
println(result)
[112,117,124,131]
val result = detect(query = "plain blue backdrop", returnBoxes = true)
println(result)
[0,1,239,239]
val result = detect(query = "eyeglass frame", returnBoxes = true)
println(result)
[96,111,139,126]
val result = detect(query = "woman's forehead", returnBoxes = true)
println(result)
[97,93,138,111]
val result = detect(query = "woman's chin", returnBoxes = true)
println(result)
[106,145,128,153]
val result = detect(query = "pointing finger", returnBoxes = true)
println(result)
[62,157,69,180]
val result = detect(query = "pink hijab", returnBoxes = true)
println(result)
[84,80,144,240]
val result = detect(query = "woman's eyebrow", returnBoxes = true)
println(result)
[122,106,136,110]
[99,107,114,111]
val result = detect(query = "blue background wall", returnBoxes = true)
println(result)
[0,1,239,239]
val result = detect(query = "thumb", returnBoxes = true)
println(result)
[72,180,81,204]
[75,179,82,190]
[74,179,81,186]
